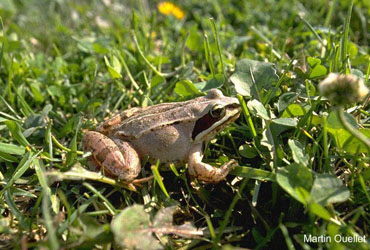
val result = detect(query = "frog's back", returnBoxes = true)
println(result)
[107,99,214,139]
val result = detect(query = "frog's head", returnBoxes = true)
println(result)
[191,89,241,142]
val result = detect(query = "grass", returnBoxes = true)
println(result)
[0,0,369,249]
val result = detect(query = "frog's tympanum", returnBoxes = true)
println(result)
[83,89,241,183]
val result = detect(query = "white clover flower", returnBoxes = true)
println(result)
[319,73,369,105]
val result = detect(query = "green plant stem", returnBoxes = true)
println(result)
[263,73,286,105]
[131,30,161,75]
[341,0,354,73]
[337,106,370,152]
[299,14,324,46]
[131,30,178,78]
[182,178,217,241]
[322,116,330,172]
[116,50,143,95]
[151,160,170,198]
[209,18,226,79]
[324,0,337,27]
[237,95,257,139]
[181,33,189,67]
[204,33,215,78]
[42,192,60,250]
[214,177,248,246]
[51,135,84,155]
[363,58,370,108]
[250,26,281,59]
[83,182,117,215]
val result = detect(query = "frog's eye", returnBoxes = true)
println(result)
[209,104,226,118]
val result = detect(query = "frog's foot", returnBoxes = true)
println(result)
[188,143,237,183]
[189,159,237,183]
[118,176,154,191]
[131,176,154,185]
[83,131,141,182]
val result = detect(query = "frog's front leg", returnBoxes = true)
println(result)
[187,143,237,183]
[83,131,141,181]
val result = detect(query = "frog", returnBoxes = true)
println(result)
[83,88,241,183]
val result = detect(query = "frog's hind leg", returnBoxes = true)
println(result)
[83,131,141,182]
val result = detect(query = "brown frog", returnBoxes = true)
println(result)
[83,89,241,183]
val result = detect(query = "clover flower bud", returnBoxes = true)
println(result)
[318,73,369,105]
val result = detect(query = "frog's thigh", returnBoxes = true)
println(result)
[188,143,236,183]
[83,131,140,181]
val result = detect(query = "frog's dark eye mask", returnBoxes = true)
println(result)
[192,103,240,141]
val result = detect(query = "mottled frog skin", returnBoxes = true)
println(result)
[83,89,241,183]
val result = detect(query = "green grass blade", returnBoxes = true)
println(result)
[4,120,30,147]
[0,142,26,155]
[279,222,295,250]
[0,151,39,196]
[237,95,258,139]
[47,164,135,191]
[299,15,324,46]
[151,160,170,199]
[42,193,60,250]
[0,151,19,162]
[324,0,337,27]
[341,0,354,73]
[33,158,51,197]
[83,182,117,215]
[131,30,163,77]
[14,88,34,116]
[230,166,276,182]
[366,58,370,84]
[57,194,97,235]
[66,116,81,166]
[209,18,226,79]
[0,96,22,121]
[0,17,4,70]
[214,178,248,246]
[203,33,215,77]
[45,120,53,166]
[4,189,29,229]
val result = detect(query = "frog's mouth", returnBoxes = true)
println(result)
[192,103,241,142]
